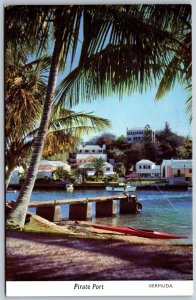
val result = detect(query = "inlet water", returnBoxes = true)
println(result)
[6,189,192,244]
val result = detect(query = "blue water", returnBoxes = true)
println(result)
[6,189,192,244]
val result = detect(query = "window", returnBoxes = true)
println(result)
[85,150,89,153]
[106,167,110,171]
[99,150,102,153]
[189,169,192,173]
[139,165,142,169]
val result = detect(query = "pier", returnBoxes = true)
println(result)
[28,195,140,222]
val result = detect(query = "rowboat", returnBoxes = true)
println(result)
[105,183,136,192]
[92,224,187,239]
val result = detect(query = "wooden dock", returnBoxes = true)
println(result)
[28,195,127,207]
[28,194,140,222]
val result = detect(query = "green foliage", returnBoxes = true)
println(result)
[114,162,126,177]
[52,167,71,181]
[176,137,192,159]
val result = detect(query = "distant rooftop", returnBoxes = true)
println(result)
[79,145,103,150]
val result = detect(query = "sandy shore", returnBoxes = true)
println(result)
[6,218,193,281]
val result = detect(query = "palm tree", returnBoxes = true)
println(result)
[6,108,111,190]
[88,158,106,180]
[6,5,191,229]
[5,49,111,189]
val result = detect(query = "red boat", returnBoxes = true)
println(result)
[92,224,187,239]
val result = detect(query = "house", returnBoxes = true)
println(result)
[76,144,107,164]
[126,125,155,143]
[37,160,71,179]
[135,159,161,178]
[161,159,192,179]
[79,161,115,177]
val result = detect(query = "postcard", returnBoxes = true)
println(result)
[5,2,193,297]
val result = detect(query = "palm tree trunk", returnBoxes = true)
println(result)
[6,37,63,230]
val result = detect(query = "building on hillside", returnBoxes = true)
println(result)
[135,159,161,178]
[79,161,115,177]
[37,160,71,179]
[76,144,107,164]
[126,125,155,144]
[161,159,192,179]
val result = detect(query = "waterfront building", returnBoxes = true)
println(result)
[37,160,71,179]
[78,161,115,177]
[135,159,161,178]
[161,159,192,179]
[76,144,107,164]
[126,125,155,143]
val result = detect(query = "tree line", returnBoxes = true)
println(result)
[85,122,192,173]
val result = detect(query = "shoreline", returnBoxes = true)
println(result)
[8,183,189,191]
[6,215,193,281]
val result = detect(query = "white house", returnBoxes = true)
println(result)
[161,159,192,179]
[37,160,71,179]
[79,161,115,177]
[76,144,107,164]
[136,159,161,178]
[127,125,155,144]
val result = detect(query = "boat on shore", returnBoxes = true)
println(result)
[105,183,136,192]
[92,224,187,239]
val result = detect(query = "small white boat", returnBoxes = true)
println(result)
[105,183,136,192]
[66,183,74,192]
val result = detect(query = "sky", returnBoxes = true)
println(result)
[73,82,192,141]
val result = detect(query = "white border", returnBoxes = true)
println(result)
[6,281,194,297]
[2,0,196,299]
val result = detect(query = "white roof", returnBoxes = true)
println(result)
[136,159,155,165]
[79,144,102,150]
[79,161,113,168]
[39,160,69,167]
[103,162,113,167]
[127,127,144,131]
[171,159,192,168]
[76,154,107,160]
[162,159,192,168]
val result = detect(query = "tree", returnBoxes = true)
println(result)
[6,5,191,229]
[114,162,126,177]
[176,137,192,159]
[88,158,106,179]
[6,108,111,190]
[87,133,116,149]
[52,168,71,181]
[5,56,50,189]
[153,6,192,121]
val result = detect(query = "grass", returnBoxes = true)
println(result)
[23,213,71,235]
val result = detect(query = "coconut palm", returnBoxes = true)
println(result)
[87,157,106,179]
[6,109,111,190]
[5,5,191,229]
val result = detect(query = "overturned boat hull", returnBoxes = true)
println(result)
[92,224,187,239]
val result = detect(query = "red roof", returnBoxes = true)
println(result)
[125,173,141,178]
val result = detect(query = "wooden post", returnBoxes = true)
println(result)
[96,200,117,218]
[36,205,62,222]
[119,195,139,214]
[69,202,92,221]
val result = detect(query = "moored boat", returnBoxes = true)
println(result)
[92,224,187,239]
[66,183,74,192]
[105,183,136,192]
